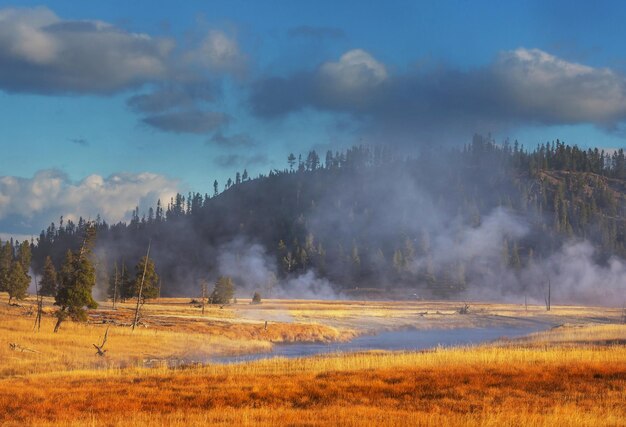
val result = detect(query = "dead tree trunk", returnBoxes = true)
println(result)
[132,240,151,331]
[545,279,551,311]
[112,262,119,310]
[201,282,207,315]
[33,274,43,332]
[53,311,65,333]
[93,327,109,356]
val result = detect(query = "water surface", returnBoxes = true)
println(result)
[213,325,546,364]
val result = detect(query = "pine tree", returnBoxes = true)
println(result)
[108,262,120,308]
[298,247,309,270]
[155,199,163,222]
[510,242,522,271]
[7,261,29,303]
[39,256,57,297]
[282,251,295,274]
[17,241,31,275]
[54,236,98,332]
[131,256,159,301]
[119,262,133,301]
[393,249,404,275]
[251,292,262,304]
[287,153,296,171]
[0,241,12,293]
[211,276,234,304]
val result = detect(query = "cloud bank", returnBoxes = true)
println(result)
[0,170,179,234]
[250,47,626,141]
[0,6,247,135]
[0,7,172,94]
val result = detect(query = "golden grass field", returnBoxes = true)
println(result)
[0,293,625,426]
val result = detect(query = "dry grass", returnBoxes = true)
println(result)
[0,304,271,377]
[1,293,625,426]
[516,323,626,347]
[245,299,624,332]
[1,342,625,426]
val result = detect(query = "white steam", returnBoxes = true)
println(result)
[216,237,341,299]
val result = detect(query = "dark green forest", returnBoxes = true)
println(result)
[21,135,626,299]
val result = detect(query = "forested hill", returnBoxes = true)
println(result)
[30,136,626,299]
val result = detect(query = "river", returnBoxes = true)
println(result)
[212,324,547,364]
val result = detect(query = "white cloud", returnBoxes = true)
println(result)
[494,48,626,125]
[0,170,180,232]
[251,46,626,140]
[185,30,246,75]
[0,6,173,94]
[320,49,387,92]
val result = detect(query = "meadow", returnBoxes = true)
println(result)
[0,294,625,426]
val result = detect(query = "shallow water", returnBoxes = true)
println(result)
[213,325,547,364]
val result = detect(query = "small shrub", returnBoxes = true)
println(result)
[251,292,262,304]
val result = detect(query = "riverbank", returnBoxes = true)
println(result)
[0,294,623,376]
[1,323,625,426]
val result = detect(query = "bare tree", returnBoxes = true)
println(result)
[201,281,208,315]
[33,274,43,332]
[93,327,109,356]
[132,240,151,331]
[112,262,119,310]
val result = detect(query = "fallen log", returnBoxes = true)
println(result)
[93,327,109,356]
[9,343,39,353]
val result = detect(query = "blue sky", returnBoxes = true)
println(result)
[1,1,626,238]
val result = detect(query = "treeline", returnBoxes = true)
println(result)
[0,240,31,303]
[28,136,625,298]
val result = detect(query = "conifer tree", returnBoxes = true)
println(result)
[0,241,12,293]
[287,153,296,171]
[393,249,404,275]
[39,256,57,297]
[17,241,31,276]
[211,276,234,304]
[510,242,522,272]
[7,261,29,303]
[131,256,159,301]
[53,225,98,332]
[118,262,132,301]
[282,251,295,274]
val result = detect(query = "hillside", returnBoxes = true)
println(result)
[29,136,626,301]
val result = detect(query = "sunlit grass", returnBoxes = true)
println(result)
[1,340,625,426]
[1,292,625,426]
